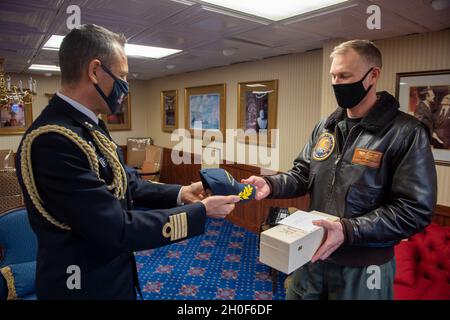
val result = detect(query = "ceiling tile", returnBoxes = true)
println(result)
[286,1,428,40]
[369,0,450,31]
[1,0,446,78]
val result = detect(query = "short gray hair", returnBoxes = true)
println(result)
[59,24,126,85]
[330,40,382,68]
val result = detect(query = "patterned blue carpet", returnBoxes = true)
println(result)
[136,218,287,300]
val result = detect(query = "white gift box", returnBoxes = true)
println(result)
[259,210,339,274]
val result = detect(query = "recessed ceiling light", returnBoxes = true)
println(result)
[125,44,181,59]
[166,64,176,70]
[222,47,237,56]
[200,0,349,21]
[43,35,182,59]
[29,64,61,71]
[431,0,450,10]
[42,35,65,50]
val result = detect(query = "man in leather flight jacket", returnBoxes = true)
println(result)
[243,40,437,299]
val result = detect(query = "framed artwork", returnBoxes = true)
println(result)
[0,95,33,135]
[184,84,226,140]
[161,89,178,133]
[396,70,450,166]
[101,94,131,131]
[237,80,278,146]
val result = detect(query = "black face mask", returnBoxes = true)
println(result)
[332,67,374,109]
[94,64,129,114]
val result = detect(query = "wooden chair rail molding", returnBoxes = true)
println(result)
[434,205,450,227]
[150,146,450,231]
[154,147,309,233]
[6,147,449,229]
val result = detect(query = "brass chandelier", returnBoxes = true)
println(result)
[0,58,36,105]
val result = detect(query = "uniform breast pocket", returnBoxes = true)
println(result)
[345,183,384,217]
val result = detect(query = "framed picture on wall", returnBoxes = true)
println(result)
[237,80,278,147]
[0,95,33,135]
[184,84,226,141]
[101,94,131,131]
[395,70,450,166]
[161,89,178,133]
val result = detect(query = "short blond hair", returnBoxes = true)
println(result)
[330,40,382,68]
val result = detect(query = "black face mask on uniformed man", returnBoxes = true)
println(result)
[332,67,374,109]
[94,63,129,115]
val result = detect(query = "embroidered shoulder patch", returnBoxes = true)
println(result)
[312,132,335,161]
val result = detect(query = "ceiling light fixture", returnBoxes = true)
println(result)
[431,0,450,10]
[125,44,181,59]
[29,64,60,71]
[222,47,237,56]
[43,35,182,59]
[200,0,349,21]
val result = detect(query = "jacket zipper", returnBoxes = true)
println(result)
[326,125,360,214]
[331,124,360,187]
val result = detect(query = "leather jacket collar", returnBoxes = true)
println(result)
[324,91,400,133]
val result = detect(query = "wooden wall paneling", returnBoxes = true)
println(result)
[131,146,450,232]
[434,205,450,227]
[220,163,310,233]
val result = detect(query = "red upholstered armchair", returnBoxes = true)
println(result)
[394,223,450,300]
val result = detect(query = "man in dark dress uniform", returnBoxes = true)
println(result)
[15,24,239,300]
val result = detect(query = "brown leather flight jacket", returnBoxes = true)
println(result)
[265,91,437,267]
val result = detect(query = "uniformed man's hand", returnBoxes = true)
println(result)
[311,219,345,263]
[241,176,271,200]
[180,181,207,204]
[201,195,240,219]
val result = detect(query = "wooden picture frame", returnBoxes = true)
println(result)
[0,94,33,135]
[184,84,226,141]
[395,70,450,166]
[161,89,178,133]
[237,80,278,147]
[101,94,131,131]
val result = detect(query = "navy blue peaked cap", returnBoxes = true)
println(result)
[199,168,256,202]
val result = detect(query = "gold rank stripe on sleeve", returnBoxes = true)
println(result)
[181,212,187,239]
[165,212,188,241]
[170,214,178,241]
[178,214,182,240]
